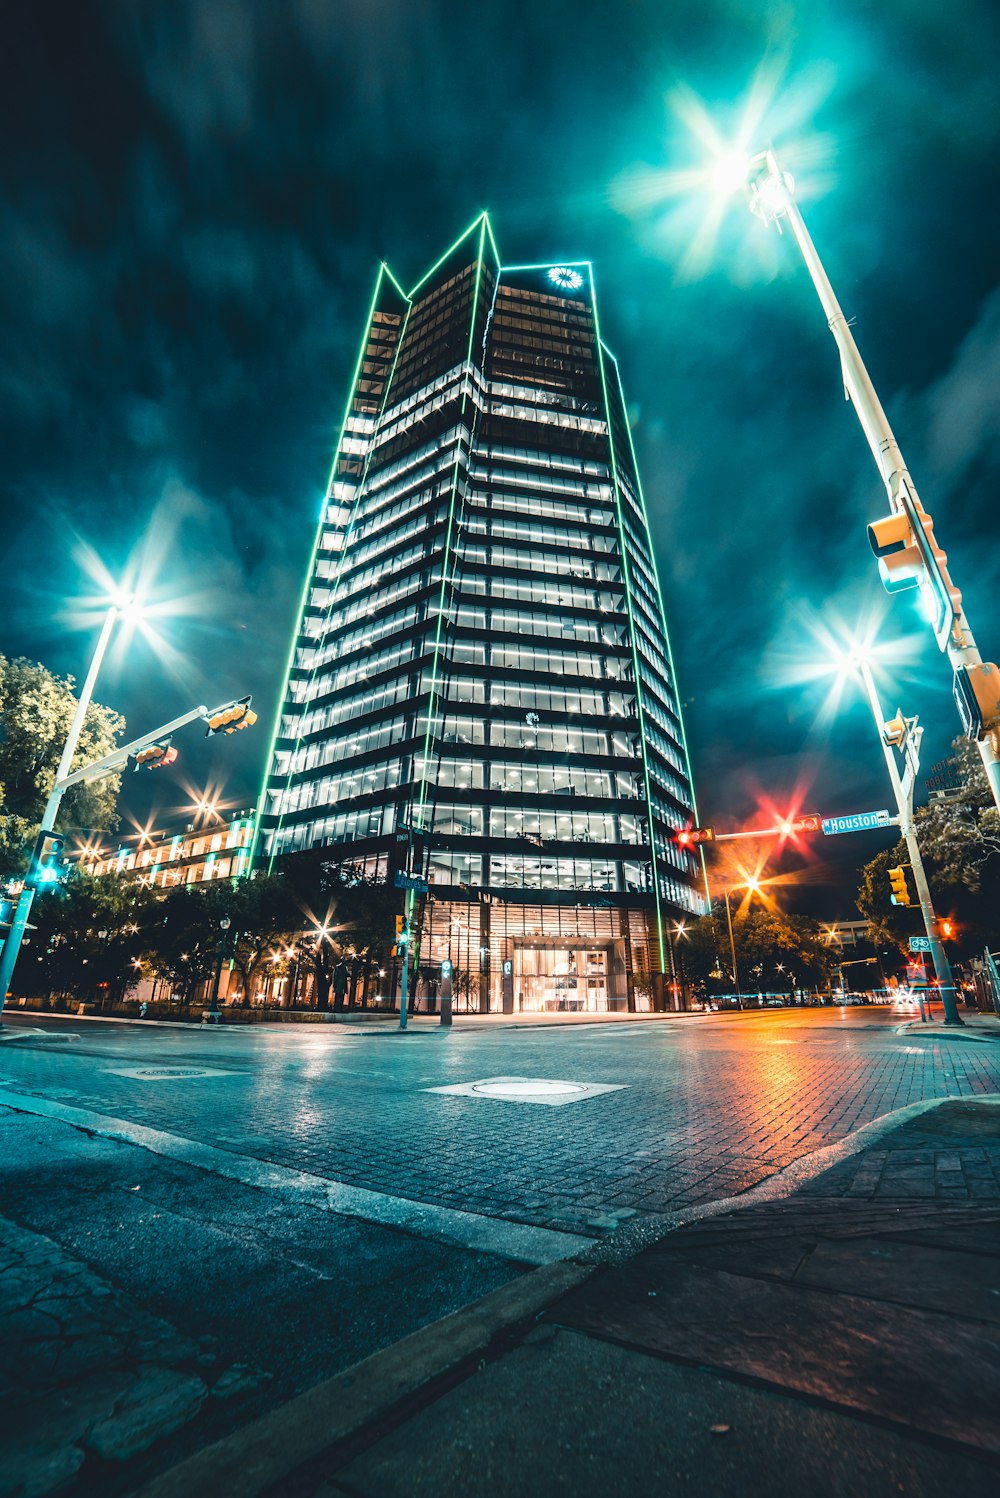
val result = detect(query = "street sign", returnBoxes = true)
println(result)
[393,871,428,892]
[821,809,892,836]
[909,936,933,953]
[441,959,453,978]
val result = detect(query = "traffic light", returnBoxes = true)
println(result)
[868,513,924,594]
[882,710,909,748]
[206,697,258,735]
[30,831,67,890]
[395,915,408,944]
[129,739,178,772]
[674,826,714,847]
[888,865,911,906]
[953,662,1000,742]
[940,918,955,940]
[868,502,962,646]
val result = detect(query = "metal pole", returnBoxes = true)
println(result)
[723,889,742,1009]
[0,605,118,1020]
[857,660,961,1025]
[753,154,1000,814]
[399,930,409,1030]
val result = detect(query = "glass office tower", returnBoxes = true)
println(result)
[256,215,705,1012]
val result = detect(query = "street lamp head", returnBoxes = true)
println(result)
[219,915,232,931]
[747,152,794,224]
[708,147,754,198]
[115,592,146,625]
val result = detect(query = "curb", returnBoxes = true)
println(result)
[132,1093,1000,1496]
[133,1259,591,1498]
[898,1019,1000,1045]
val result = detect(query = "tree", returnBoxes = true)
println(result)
[226,875,302,1004]
[144,883,231,1003]
[856,841,912,954]
[912,739,1000,893]
[0,655,124,878]
[20,870,154,1004]
[855,740,1000,957]
[681,904,835,999]
[279,853,400,1008]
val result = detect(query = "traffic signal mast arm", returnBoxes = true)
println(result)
[53,697,254,793]
[0,694,254,1021]
[747,150,1000,815]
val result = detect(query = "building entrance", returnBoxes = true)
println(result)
[515,943,613,1012]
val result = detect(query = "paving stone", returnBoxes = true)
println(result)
[0,1439,85,1498]
[84,1366,208,1461]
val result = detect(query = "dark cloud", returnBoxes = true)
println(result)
[2,0,998,912]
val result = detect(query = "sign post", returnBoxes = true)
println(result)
[440,959,453,1028]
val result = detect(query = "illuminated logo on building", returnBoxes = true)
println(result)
[547,266,584,291]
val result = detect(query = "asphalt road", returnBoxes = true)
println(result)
[1,1006,998,1493]
[2,1006,998,1233]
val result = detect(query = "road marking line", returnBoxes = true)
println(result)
[0,1087,592,1267]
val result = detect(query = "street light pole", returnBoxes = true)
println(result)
[854,657,962,1025]
[206,914,232,1024]
[0,604,119,1021]
[723,888,742,1010]
[746,152,1000,815]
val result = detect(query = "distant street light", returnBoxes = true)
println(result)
[721,877,761,1010]
[733,148,1000,814]
[839,650,962,1026]
[206,913,232,1024]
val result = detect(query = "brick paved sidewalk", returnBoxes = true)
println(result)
[252,1098,1000,1498]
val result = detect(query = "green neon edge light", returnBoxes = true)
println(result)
[255,219,702,957]
[411,215,497,922]
[601,345,710,914]
[590,269,670,974]
[250,263,412,870]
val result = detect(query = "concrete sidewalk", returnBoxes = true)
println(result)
[142,1097,1000,1498]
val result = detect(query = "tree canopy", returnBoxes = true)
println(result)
[855,738,1000,956]
[0,655,124,878]
[681,903,834,998]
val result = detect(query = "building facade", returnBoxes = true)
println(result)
[256,216,704,1012]
[81,815,254,890]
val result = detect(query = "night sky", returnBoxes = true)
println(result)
[4,1,1000,914]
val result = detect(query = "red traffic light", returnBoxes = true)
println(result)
[674,825,714,846]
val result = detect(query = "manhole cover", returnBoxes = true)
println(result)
[107,1065,233,1082]
[471,1079,587,1100]
[136,1067,207,1078]
[424,1077,628,1107]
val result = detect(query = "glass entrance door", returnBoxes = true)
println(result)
[516,945,609,1012]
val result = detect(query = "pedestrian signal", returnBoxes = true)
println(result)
[30,831,67,890]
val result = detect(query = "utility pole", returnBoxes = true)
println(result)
[746,152,1000,815]
[722,888,742,1010]
[855,657,962,1026]
[0,605,118,1020]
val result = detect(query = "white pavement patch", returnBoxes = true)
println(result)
[425,1076,627,1107]
[0,1087,591,1267]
